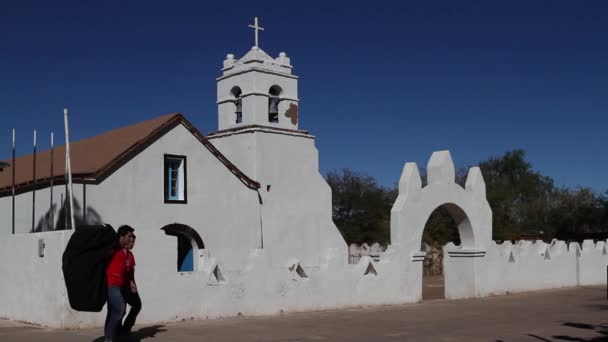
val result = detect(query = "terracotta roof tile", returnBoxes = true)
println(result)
[0,113,260,196]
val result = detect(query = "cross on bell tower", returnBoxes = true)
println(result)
[214,18,300,132]
[248,17,264,48]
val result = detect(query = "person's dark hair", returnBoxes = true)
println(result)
[132,234,136,241]
[117,225,135,237]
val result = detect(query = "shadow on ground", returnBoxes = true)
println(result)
[587,304,608,311]
[92,325,167,342]
[526,322,608,342]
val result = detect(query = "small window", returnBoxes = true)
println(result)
[164,154,187,203]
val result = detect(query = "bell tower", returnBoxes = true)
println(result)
[208,18,347,268]
[216,18,299,131]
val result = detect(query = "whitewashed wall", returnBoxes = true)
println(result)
[578,240,608,285]
[0,181,81,234]
[82,124,261,270]
[210,128,348,268]
[391,151,608,300]
[1,143,607,328]
[0,228,405,328]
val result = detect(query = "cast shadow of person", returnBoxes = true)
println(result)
[92,325,167,342]
[526,322,608,342]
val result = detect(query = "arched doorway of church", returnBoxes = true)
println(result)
[161,224,206,273]
[421,204,462,300]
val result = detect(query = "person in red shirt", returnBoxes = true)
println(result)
[121,234,141,336]
[104,225,134,342]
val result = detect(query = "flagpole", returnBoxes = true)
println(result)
[11,129,15,235]
[32,129,37,232]
[64,108,75,230]
[50,132,54,230]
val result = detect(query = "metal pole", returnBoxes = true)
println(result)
[83,184,86,224]
[64,108,75,230]
[32,129,36,232]
[50,132,54,230]
[11,129,15,235]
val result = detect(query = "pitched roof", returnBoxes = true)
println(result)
[0,113,260,197]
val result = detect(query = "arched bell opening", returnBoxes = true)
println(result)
[230,86,243,124]
[268,85,282,123]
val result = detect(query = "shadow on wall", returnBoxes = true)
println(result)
[33,197,103,233]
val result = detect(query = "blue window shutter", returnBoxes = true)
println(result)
[177,235,194,272]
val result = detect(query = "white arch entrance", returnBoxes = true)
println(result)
[391,151,493,300]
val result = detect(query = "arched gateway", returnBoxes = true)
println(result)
[390,151,493,300]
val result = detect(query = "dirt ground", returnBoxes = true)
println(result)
[422,274,445,300]
[1,286,607,342]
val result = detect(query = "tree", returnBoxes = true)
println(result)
[325,169,393,244]
[325,149,608,246]
[550,187,608,240]
[478,149,555,240]
[422,207,461,246]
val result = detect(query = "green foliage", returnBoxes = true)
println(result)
[549,187,608,240]
[326,149,607,246]
[422,207,461,246]
[478,149,556,240]
[325,169,394,244]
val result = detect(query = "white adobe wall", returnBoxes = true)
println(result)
[0,231,76,326]
[0,227,406,328]
[82,123,261,270]
[446,240,578,297]
[0,123,262,269]
[390,151,493,301]
[579,240,608,285]
[210,130,348,268]
[447,238,608,296]
[392,150,608,300]
[0,122,368,328]
[217,69,299,131]
[0,122,264,326]
[1,144,606,328]
[0,182,81,234]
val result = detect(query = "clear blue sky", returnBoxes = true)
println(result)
[1,1,606,191]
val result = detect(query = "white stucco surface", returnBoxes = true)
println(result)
[217,47,299,131]
[1,144,607,328]
[0,41,606,327]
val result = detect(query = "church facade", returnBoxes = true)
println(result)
[0,25,606,328]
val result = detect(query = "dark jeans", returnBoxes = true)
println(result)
[104,286,126,341]
[122,290,142,333]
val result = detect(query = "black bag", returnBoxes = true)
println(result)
[62,224,117,312]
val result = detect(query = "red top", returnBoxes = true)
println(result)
[125,251,136,285]
[106,249,134,287]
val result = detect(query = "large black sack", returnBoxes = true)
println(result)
[62,224,117,312]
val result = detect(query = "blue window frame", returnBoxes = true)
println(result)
[164,154,187,204]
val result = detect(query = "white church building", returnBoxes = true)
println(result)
[0,20,607,328]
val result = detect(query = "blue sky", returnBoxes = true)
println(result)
[1,1,606,191]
